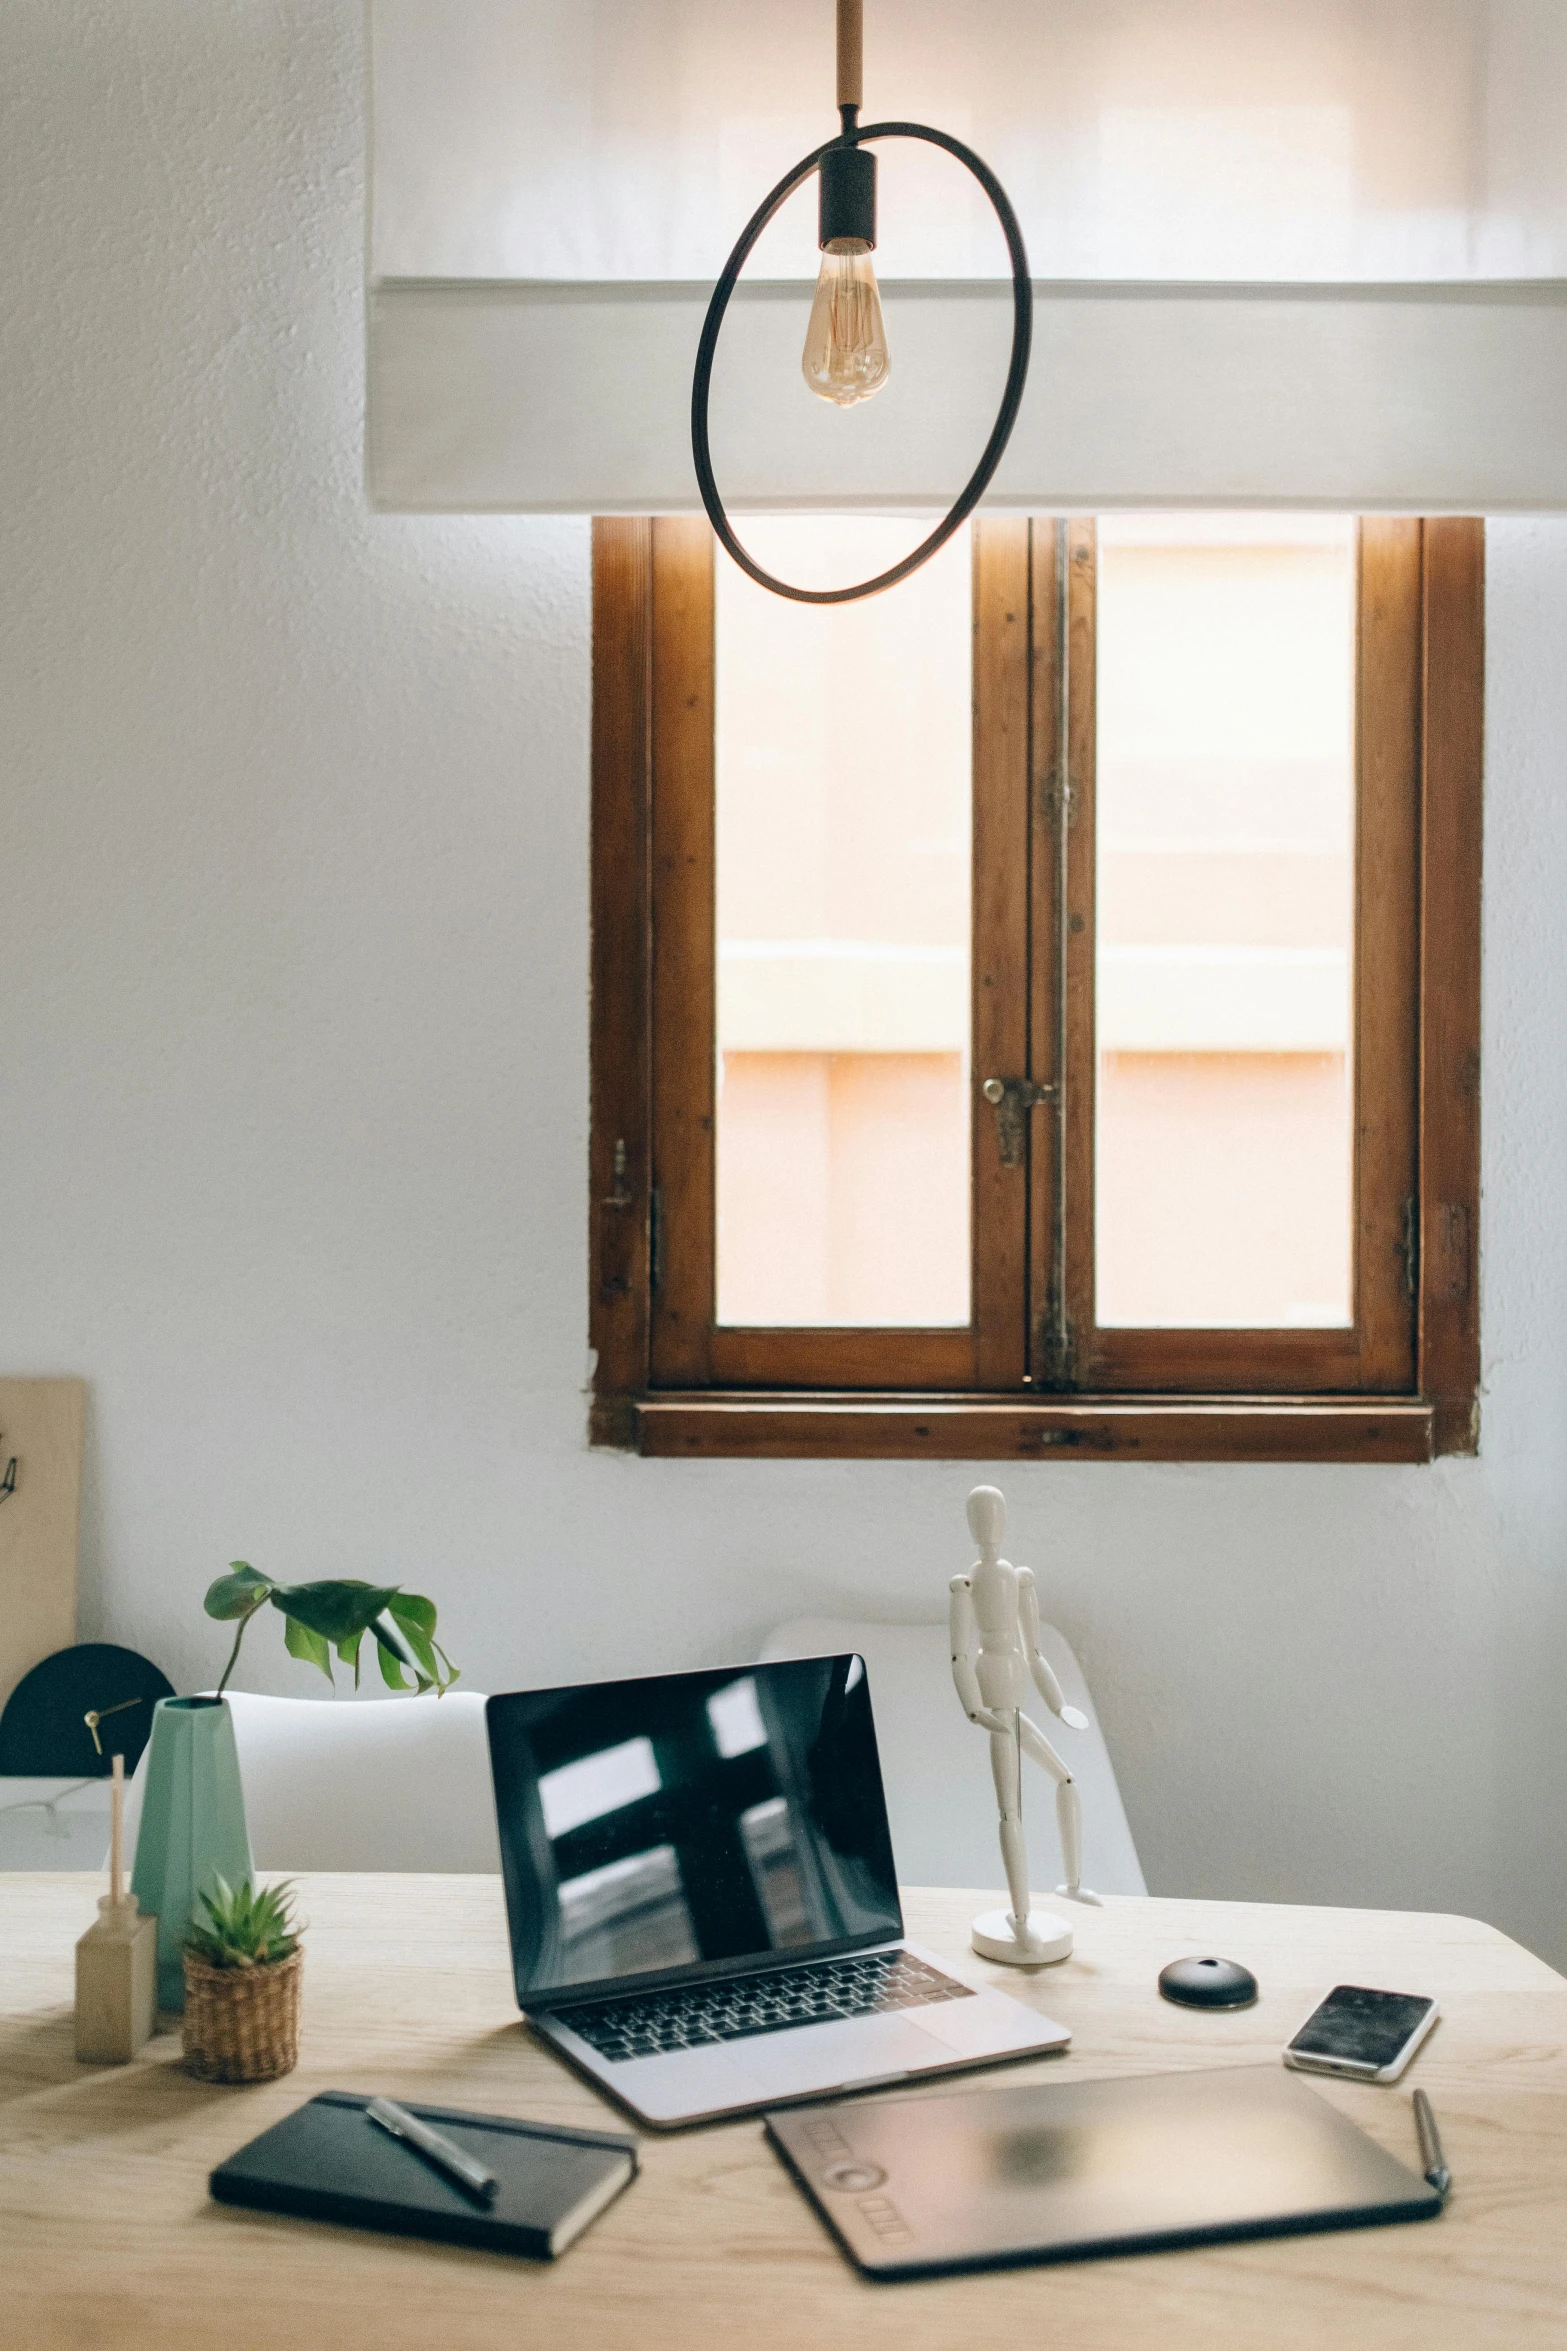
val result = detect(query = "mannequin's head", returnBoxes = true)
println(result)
[966,1484,1006,1554]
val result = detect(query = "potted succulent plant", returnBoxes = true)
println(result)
[181,1874,304,2083]
[131,1567,459,2010]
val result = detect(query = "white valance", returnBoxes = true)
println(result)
[367,1,1567,511]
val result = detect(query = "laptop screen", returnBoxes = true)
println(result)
[486,1656,903,2006]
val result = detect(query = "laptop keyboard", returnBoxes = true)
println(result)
[554,1949,974,2064]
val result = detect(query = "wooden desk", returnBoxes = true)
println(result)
[4,1875,1566,2350]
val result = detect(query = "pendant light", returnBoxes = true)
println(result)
[691,0,1032,604]
[800,0,890,408]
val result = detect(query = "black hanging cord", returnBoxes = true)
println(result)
[691,121,1032,605]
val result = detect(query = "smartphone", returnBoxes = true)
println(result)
[1284,1984,1439,2082]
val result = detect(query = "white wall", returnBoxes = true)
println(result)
[4,6,1565,1959]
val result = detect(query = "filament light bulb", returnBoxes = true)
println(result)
[802,237,890,407]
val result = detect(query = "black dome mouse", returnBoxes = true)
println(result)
[1159,1955,1259,2009]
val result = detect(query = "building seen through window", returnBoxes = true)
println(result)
[716,517,972,1328]
[1094,515,1356,1327]
[715,513,1356,1332]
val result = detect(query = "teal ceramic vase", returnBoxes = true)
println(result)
[131,1696,254,2011]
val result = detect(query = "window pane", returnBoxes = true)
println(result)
[715,518,971,1327]
[1094,515,1356,1329]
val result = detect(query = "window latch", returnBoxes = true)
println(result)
[981,1075,1057,1167]
[602,1137,633,1210]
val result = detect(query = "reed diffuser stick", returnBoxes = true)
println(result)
[110,1753,124,1906]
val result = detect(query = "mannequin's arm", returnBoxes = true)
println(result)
[1018,1567,1070,1717]
[949,1575,1007,1732]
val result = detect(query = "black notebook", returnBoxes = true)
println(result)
[767,2064,1441,2280]
[211,2092,637,2260]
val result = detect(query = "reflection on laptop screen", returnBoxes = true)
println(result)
[486,1657,902,2003]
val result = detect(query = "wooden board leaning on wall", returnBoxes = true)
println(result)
[0,1379,84,1713]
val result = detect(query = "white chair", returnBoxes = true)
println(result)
[757,1618,1145,1898]
[123,1691,501,1874]
[0,1776,113,1870]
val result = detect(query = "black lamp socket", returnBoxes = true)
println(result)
[818,142,877,252]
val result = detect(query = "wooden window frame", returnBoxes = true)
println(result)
[589,515,1482,1463]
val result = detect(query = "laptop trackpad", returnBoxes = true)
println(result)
[728,2013,943,2099]
[613,2044,764,2124]
[911,1989,1062,2058]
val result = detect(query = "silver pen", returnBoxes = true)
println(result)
[365,2096,499,2203]
[1412,2087,1451,2197]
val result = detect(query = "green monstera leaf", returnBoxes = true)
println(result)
[203,1564,273,1620]
[203,1565,458,1698]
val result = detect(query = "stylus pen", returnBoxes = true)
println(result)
[365,2096,499,2203]
[1412,2088,1451,2198]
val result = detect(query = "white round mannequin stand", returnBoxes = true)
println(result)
[971,1909,1074,1966]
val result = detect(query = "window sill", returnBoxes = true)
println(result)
[592,1393,1443,1463]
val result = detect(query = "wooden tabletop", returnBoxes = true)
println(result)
[4,1874,1566,2351]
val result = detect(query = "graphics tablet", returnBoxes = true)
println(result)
[766,2063,1441,2278]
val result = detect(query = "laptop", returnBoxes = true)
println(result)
[485,1656,1070,2130]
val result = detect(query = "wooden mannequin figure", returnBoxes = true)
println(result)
[950,1484,1097,1965]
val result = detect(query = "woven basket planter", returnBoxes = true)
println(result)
[182,1947,302,2083]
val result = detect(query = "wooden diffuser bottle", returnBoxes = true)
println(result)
[75,1754,158,2062]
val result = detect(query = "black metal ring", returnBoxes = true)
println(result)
[691,122,1032,605]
